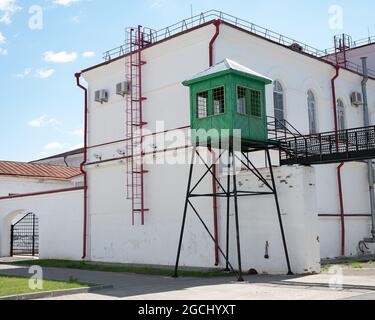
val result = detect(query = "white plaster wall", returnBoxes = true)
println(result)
[0,176,74,197]
[86,146,319,274]
[0,190,83,259]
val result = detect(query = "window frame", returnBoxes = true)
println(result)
[196,90,209,119]
[337,98,346,131]
[236,85,263,118]
[307,89,317,134]
[212,86,226,116]
[273,80,285,126]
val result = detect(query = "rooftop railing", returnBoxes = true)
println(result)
[102,10,375,78]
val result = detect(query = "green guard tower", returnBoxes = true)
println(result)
[183,58,273,148]
[174,59,293,282]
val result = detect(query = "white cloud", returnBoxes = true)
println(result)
[16,68,31,78]
[43,51,77,63]
[54,0,80,6]
[0,31,5,44]
[43,142,66,150]
[82,51,95,58]
[69,128,84,137]
[0,0,21,24]
[0,31,6,55]
[28,115,62,128]
[35,68,55,78]
[150,1,163,8]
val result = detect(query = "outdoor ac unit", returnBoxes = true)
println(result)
[95,90,109,104]
[351,92,363,106]
[116,81,131,97]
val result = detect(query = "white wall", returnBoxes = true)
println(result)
[0,190,83,260]
[86,146,319,274]
[0,176,74,198]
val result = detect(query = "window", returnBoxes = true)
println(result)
[197,91,208,119]
[307,90,317,134]
[273,80,285,127]
[237,87,247,114]
[250,90,262,117]
[337,99,345,131]
[213,87,225,115]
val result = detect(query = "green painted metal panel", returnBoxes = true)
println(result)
[185,65,271,146]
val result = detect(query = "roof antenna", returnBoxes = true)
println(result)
[190,4,193,20]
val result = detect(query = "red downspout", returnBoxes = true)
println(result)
[75,72,88,259]
[209,19,221,266]
[331,65,346,256]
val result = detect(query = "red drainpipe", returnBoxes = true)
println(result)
[75,72,88,259]
[209,19,221,266]
[331,65,346,256]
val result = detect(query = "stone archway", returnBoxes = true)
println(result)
[0,210,26,257]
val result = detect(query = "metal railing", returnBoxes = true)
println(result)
[102,10,375,78]
[279,125,375,164]
[103,10,329,61]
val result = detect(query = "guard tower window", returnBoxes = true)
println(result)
[213,87,225,115]
[307,90,317,134]
[337,98,345,131]
[237,86,247,114]
[250,90,262,117]
[197,91,209,119]
[273,80,285,127]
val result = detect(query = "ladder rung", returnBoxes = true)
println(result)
[134,209,150,212]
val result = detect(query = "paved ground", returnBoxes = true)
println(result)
[1,262,375,300]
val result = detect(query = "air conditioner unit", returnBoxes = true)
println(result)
[95,90,109,104]
[116,81,131,97]
[351,92,363,106]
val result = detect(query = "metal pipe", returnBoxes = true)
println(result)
[331,65,346,256]
[75,72,89,260]
[209,19,221,266]
[361,57,375,239]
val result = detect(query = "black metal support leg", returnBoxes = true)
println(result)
[232,150,244,282]
[225,150,231,271]
[266,148,293,275]
[173,147,196,278]
[10,225,14,257]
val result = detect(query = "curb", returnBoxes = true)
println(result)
[0,284,113,300]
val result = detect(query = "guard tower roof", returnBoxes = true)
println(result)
[183,58,273,85]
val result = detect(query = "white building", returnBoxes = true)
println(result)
[1,11,375,275]
[0,161,83,259]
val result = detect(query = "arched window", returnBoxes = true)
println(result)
[273,80,284,127]
[337,99,345,131]
[307,90,317,134]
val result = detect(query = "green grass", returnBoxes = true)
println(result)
[321,259,375,272]
[6,259,236,278]
[0,275,89,298]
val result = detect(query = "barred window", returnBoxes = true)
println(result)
[213,87,225,115]
[197,91,208,119]
[337,99,345,131]
[250,90,262,117]
[307,90,317,134]
[237,87,247,114]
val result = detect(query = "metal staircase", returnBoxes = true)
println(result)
[125,26,154,225]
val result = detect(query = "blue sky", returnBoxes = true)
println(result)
[0,0,374,162]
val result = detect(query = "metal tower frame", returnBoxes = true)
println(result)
[173,145,293,281]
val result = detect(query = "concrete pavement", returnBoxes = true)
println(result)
[1,263,375,300]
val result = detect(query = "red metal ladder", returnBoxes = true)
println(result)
[125,25,150,225]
